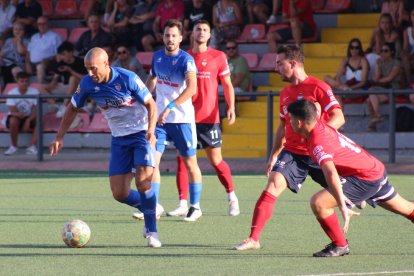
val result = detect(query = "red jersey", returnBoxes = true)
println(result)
[309,121,385,181]
[188,47,230,123]
[280,76,340,155]
[282,0,317,34]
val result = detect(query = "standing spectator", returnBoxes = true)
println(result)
[381,0,405,32]
[141,0,185,52]
[401,9,414,89]
[266,0,281,24]
[27,16,62,83]
[370,13,401,56]
[182,0,212,45]
[106,0,134,47]
[4,71,39,156]
[0,0,16,42]
[267,0,317,52]
[112,44,147,81]
[14,0,43,37]
[129,0,158,51]
[0,21,29,86]
[224,40,250,93]
[210,0,242,49]
[366,42,402,132]
[145,20,204,222]
[75,14,113,57]
[233,44,344,251]
[324,38,369,105]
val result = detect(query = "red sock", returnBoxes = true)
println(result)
[407,210,414,223]
[213,160,234,193]
[317,212,347,247]
[250,191,277,241]
[176,156,188,200]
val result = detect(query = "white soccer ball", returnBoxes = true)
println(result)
[61,219,91,248]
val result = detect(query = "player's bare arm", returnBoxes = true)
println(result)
[49,102,79,156]
[221,75,236,125]
[145,75,157,94]
[321,161,360,233]
[266,122,286,176]
[326,108,345,130]
[144,96,158,147]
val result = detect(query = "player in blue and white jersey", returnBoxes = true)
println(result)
[145,19,204,222]
[49,47,161,248]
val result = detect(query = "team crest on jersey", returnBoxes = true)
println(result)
[94,86,100,92]
[114,83,122,91]
[201,59,207,66]
[282,105,287,115]
[297,92,304,100]
[75,85,81,94]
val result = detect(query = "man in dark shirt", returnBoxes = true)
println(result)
[14,0,42,37]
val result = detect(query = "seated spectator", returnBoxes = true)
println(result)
[266,0,281,24]
[366,42,402,132]
[381,0,405,33]
[112,44,147,81]
[0,0,16,43]
[370,13,401,56]
[401,9,414,88]
[14,0,42,38]
[39,41,87,117]
[365,47,381,82]
[182,0,212,45]
[27,16,63,83]
[106,0,134,47]
[247,0,271,24]
[210,0,242,49]
[75,14,113,57]
[129,0,158,51]
[324,38,369,105]
[4,71,39,156]
[0,21,29,86]
[224,40,250,93]
[142,0,185,52]
[267,0,316,52]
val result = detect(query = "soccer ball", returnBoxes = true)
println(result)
[62,219,91,248]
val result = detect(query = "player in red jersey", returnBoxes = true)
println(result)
[287,99,414,257]
[166,19,240,219]
[234,44,345,250]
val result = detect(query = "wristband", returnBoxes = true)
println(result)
[167,101,176,110]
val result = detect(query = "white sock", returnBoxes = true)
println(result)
[228,191,237,201]
[179,200,188,208]
[191,203,200,209]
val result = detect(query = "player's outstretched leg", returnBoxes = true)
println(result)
[167,156,189,217]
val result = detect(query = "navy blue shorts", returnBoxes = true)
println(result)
[195,123,222,149]
[155,123,197,157]
[341,174,397,208]
[276,22,315,41]
[271,149,328,193]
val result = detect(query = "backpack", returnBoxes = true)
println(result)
[396,106,414,132]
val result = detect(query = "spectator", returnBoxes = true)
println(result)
[369,13,401,56]
[102,44,117,64]
[381,0,405,32]
[210,0,242,49]
[246,0,270,24]
[14,0,42,37]
[366,42,402,132]
[266,0,281,24]
[182,0,212,45]
[267,0,317,52]
[142,0,185,52]
[0,0,16,43]
[129,0,158,51]
[112,45,147,81]
[27,16,62,83]
[401,9,414,88]
[39,41,87,117]
[324,38,369,105]
[365,47,381,82]
[4,71,39,156]
[106,0,134,47]
[75,14,113,57]
[224,40,250,93]
[83,0,110,22]
[0,21,29,86]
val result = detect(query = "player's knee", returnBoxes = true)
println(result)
[310,194,322,213]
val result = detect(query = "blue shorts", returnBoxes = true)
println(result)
[155,123,197,157]
[109,131,156,176]
[276,22,314,41]
[272,149,328,193]
[196,123,222,149]
[341,174,397,208]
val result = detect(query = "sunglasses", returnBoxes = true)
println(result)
[226,46,236,50]
[350,45,360,50]
[381,49,390,53]
[117,50,127,54]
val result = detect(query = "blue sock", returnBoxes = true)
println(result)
[140,189,157,233]
[120,189,142,211]
[189,182,202,206]
[151,182,160,203]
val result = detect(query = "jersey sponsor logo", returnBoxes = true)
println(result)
[103,97,136,107]
[157,73,171,82]
[114,83,122,91]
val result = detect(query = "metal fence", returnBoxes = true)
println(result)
[1,88,413,163]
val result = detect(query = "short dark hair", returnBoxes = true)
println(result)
[16,71,30,80]
[194,19,211,29]
[276,44,304,64]
[57,41,75,54]
[287,99,317,123]
[164,19,183,34]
